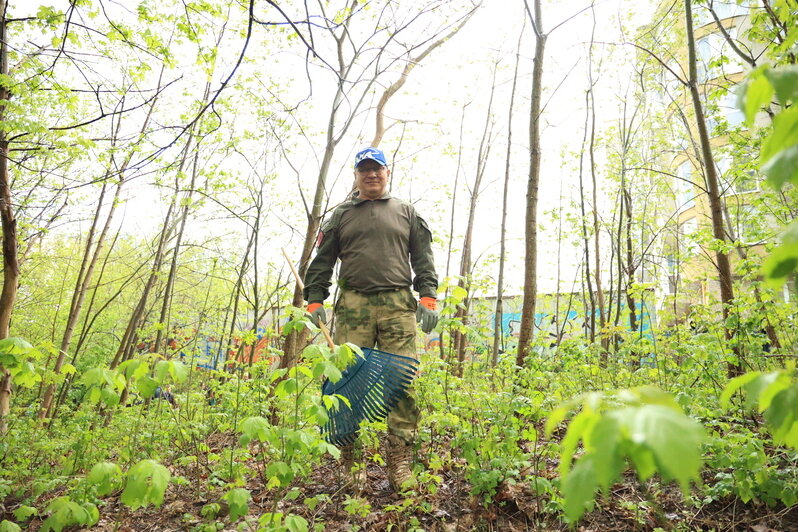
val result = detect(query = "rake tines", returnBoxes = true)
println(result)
[321,348,418,446]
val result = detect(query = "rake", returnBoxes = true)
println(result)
[282,249,419,446]
[321,347,417,445]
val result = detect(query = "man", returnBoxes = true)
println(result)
[303,147,439,491]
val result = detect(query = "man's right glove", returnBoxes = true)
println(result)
[416,297,438,334]
[307,302,326,327]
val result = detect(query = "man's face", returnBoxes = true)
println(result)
[355,160,390,200]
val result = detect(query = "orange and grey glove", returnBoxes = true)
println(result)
[307,302,327,327]
[416,297,438,334]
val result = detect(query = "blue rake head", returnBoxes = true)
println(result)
[321,347,418,446]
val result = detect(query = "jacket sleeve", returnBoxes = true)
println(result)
[409,210,438,299]
[302,217,340,303]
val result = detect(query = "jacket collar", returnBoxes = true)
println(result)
[350,190,392,204]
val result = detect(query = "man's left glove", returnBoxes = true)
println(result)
[416,297,438,334]
[307,302,326,327]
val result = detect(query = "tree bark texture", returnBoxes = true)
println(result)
[493,36,523,367]
[684,0,741,376]
[0,0,17,434]
[453,69,495,375]
[517,0,545,366]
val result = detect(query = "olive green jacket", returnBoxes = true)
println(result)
[303,192,438,303]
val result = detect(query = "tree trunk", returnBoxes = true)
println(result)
[493,30,524,367]
[110,197,177,369]
[517,0,546,366]
[0,1,17,434]
[684,0,741,377]
[589,78,607,355]
[40,79,163,418]
[440,103,467,363]
[578,90,597,344]
[454,68,496,375]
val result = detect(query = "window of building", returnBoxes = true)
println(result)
[695,2,747,28]
[679,217,699,255]
[696,32,744,82]
[732,204,759,243]
[720,89,745,127]
[666,255,678,294]
[677,161,695,210]
[717,153,760,195]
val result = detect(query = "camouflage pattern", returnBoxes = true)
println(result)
[334,287,420,443]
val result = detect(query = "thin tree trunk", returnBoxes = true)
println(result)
[440,103,467,363]
[370,9,476,147]
[578,90,597,344]
[493,28,524,367]
[589,72,607,355]
[40,76,162,418]
[454,67,496,375]
[685,0,741,377]
[517,0,546,366]
[110,197,178,369]
[0,0,16,434]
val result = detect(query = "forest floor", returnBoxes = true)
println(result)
[26,431,795,532]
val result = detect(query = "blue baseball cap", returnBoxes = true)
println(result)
[354,147,387,168]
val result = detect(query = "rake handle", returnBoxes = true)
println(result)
[281,248,335,349]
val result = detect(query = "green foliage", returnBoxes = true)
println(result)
[81,367,126,406]
[739,64,798,285]
[722,368,798,449]
[0,520,21,532]
[120,459,171,510]
[0,338,41,388]
[11,506,37,522]
[221,487,251,522]
[39,497,99,532]
[86,461,123,496]
[548,386,705,521]
[705,430,798,507]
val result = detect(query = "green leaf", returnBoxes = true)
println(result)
[761,106,798,161]
[559,408,598,479]
[8,361,40,388]
[764,384,798,448]
[120,459,171,509]
[720,371,762,408]
[544,403,571,436]
[154,360,188,384]
[40,497,97,532]
[118,359,149,381]
[562,455,598,522]
[756,372,792,412]
[222,488,251,522]
[762,144,798,190]
[137,376,160,398]
[11,506,37,521]
[0,337,33,357]
[87,461,123,496]
[622,405,705,492]
[309,404,328,425]
[743,73,773,125]
[762,238,798,288]
[284,514,309,532]
[200,503,220,519]
[239,416,270,445]
[323,362,342,383]
[743,371,782,411]
[585,416,622,491]
[764,65,798,106]
[0,520,21,532]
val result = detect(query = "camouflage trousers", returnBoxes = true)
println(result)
[334,287,420,443]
